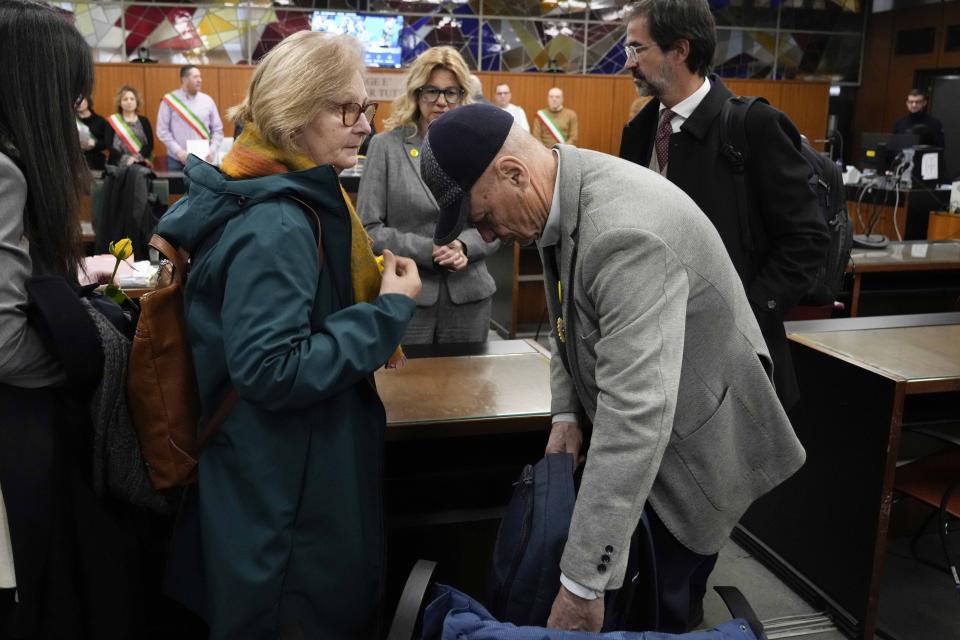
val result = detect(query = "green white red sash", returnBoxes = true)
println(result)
[107,114,143,155]
[537,109,565,144]
[162,92,210,139]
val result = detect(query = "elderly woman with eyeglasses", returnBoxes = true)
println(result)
[157,31,421,640]
[358,46,499,345]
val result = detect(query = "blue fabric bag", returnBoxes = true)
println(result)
[422,584,760,640]
[487,453,576,625]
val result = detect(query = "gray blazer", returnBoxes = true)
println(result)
[357,127,499,307]
[545,145,805,592]
[0,151,63,387]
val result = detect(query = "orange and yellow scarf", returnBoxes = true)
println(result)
[221,122,404,367]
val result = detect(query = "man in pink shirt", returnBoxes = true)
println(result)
[156,65,224,171]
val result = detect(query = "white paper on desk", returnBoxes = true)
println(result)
[186,139,210,161]
[921,153,939,181]
[910,243,929,258]
[118,261,158,288]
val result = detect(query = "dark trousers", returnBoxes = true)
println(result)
[647,507,719,633]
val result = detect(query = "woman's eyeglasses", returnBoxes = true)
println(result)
[417,86,465,105]
[338,101,378,127]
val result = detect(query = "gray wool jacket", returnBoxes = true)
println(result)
[357,127,500,307]
[545,145,805,592]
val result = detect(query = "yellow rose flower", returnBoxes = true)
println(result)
[108,238,133,261]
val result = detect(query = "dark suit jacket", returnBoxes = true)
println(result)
[619,76,828,409]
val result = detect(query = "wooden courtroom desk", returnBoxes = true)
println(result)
[736,313,960,640]
[377,339,551,440]
[377,339,553,602]
[845,240,960,317]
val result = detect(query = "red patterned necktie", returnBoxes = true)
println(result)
[655,108,676,169]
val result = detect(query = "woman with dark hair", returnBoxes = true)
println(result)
[76,94,110,171]
[0,0,91,371]
[1,2,145,637]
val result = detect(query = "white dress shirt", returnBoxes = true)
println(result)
[648,76,711,175]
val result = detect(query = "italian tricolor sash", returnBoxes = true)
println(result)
[163,92,210,139]
[537,109,565,144]
[107,114,143,155]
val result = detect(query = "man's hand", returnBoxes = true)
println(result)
[176,149,188,164]
[379,249,422,300]
[205,151,216,163]
[545,420,583,464]
[432,240,468,271]
[546,584,604,631]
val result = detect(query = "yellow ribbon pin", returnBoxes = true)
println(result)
[409,148,419,158]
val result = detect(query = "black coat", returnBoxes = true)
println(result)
[619,76,828,410]
[892,112,945,148]
[79,112,109,171]
[0,278,144,639]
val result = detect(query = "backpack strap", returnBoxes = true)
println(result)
[149,233,188,286]
[718,95,767,253]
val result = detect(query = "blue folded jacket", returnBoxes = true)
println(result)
[423,584,759,640]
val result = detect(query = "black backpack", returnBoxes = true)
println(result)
[719,96,852,307]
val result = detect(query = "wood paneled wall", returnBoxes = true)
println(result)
[93,63,829,162]
[855,1,960,149]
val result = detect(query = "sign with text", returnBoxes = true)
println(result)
[366,72,407,102]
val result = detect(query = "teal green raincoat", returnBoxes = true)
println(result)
[158,157,415,639]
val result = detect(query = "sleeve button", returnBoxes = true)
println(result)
[605,545,614,553]
[601,554,611,563]
[597,564,607,574]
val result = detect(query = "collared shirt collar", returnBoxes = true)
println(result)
[538,149,563,249]
[658,76,711,132]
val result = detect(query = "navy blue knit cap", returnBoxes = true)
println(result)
[421,103,515,245]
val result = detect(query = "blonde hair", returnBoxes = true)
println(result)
[228,31,364,154]
[114,85,141,114]
[384,46,473,133]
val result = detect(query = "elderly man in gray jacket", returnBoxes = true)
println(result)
[420,104,805,633]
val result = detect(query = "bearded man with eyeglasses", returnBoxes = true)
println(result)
[619,0,828,419]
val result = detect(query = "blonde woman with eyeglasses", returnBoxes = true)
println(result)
[157,30,420,639]
[357,46,500,345]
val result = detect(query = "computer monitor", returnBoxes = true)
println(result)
[311,12,403,68]
[860,132,919,174]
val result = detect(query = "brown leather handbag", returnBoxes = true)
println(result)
[126,234,236,489]
[127,197,322,490]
